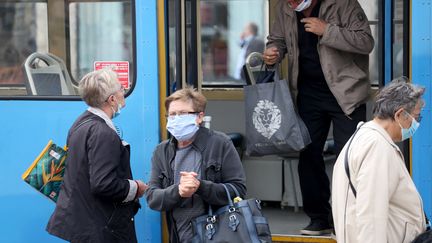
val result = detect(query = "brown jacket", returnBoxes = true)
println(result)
[267,0,374,115]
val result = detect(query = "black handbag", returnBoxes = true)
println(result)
[191,184,272,243]
[412,230,432,243]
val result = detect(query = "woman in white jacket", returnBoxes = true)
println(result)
[332,78,426,243]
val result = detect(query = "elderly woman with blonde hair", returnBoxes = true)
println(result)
[332,77,426,243]
[46,69,147,243]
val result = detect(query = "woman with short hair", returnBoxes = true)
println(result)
[332,77,427,243]
[145,86,246,243]
[47,69,147,243]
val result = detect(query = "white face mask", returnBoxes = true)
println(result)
[292,0,312,12]
[166,114,199,141]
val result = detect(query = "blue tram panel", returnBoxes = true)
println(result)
[0,1,162,242]
[412,0,432,221]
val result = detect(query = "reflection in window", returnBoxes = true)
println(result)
[0,2,47,94]
[200,1,268,86]
[393,0,405,79]
[69,2,133,88]
[358,0,380,85]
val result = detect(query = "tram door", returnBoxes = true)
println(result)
[0,1,160,242]
[165,0,410,241]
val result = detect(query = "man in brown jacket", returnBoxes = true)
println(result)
[263,0,374,236]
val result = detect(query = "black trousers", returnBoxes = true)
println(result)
[297,90,366,223]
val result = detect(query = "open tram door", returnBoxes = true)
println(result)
[162,0,411,242]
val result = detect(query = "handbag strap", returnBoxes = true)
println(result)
[226,183,240,198]
[222,184,235,207]
[344,123,365,197]
[206,184,235,217]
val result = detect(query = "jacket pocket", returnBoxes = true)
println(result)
[159,171,170,188]
[104,202,138,241]
[204,161,221,182]
[402,222,416,243]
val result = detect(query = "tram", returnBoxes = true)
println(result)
[0,1,430,243]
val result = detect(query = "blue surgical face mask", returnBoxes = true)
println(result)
[111,98,123,119]
[399,112,420,141]
[166,114,199,141]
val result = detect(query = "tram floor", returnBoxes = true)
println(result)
[262,202,333,236]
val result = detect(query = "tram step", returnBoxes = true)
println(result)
[272,234,336,243]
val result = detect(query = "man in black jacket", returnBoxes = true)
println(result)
[145,87,246,243]
[47,69,147,243]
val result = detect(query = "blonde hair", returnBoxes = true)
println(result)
[165,86,207,112]
[78,69,121,108]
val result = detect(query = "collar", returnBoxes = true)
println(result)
[363,120,401,153]
[88,107,129,146]
[87,107,116,132]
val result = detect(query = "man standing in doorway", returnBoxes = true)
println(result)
[234,22,265,81]
[263,0,374,236]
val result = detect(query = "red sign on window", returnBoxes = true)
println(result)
[94,61,130,88]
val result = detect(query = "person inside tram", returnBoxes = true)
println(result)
[46,69,148,243]
[332,78,426,243]
[234,22,265,81]
[263,0,374,235]
[145,86,246,243]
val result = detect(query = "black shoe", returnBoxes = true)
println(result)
[300,220,333,236]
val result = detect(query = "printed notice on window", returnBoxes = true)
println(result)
[94,61,130,89]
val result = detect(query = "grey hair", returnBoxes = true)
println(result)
[78,69,121,108]
[373,77,425,120]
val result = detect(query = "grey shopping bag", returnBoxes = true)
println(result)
[244,79,311,156]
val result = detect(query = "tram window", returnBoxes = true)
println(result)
[0,0,134,98]
[69,1,133,92]
[0,2,48,96]
[198,0,380,88]
[358,0,381,86]
[393,0,405,79]
[200,0,269,87]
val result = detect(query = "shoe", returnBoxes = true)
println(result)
[300,220,333,236]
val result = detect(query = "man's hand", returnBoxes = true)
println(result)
[179,171,200,198]
[263,47,280,65]
[301,17,328,36]
[135,180,148,199]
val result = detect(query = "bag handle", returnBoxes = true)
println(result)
[206,184,235,217]
[226,183,240,198]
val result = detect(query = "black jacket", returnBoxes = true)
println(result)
[46,111,139,243]
[145,127,247,243]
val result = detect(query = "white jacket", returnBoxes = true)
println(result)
[332,121,425,243]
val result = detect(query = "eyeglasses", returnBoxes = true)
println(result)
[105,87,126,101]
[166,111,199,119]
[415,114,423,123]
[406,111,422,123]
[119,86,126,95]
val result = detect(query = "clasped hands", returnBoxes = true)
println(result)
[178,171,200,198]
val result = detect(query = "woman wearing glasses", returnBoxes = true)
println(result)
[332,78,426,243]
[145,86,246,243]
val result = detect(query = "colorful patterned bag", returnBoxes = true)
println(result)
[22,140,67,202]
